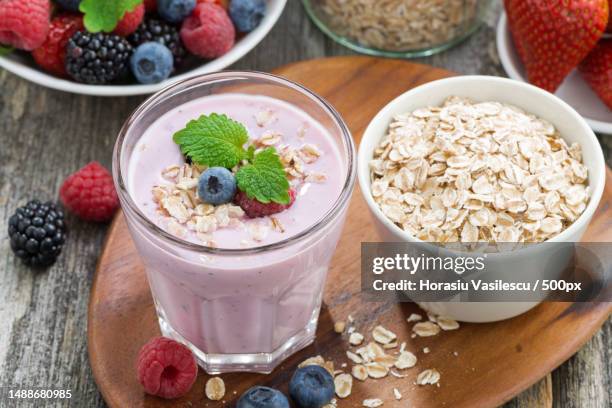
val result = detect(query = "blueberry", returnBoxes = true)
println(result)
[55,0,81,12]
[289,365,334,408]
[229,0,267,33]
[158,0,196,24]
[130,42,174,84]
[198,167,237,205]
[237,386,290,408]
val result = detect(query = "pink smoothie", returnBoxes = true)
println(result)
[128,93,344,249]
[122,93,352,372]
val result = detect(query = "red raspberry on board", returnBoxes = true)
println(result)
[235,188,296,218]
[114,3,146,36]
[180,3,235,59]
[59,162,119,222]
[32,14,83,77]
[136,337,198,399]
[579,39,612,110]
[0,0,51,51]
[144,0,158,12]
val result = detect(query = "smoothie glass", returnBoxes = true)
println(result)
[112,72,356,374]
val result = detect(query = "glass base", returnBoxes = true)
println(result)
[155,306,319,374]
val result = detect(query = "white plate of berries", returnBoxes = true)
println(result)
[497,2,612,135]
[0,0,286,96]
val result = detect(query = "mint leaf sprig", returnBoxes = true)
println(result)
[173,113,249,169]
[173,114,291,205]
[236,148,290,204]
[80,0,143,33]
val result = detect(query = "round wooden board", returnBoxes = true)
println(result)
[89,57,612,408]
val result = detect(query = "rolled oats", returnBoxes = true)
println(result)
[349,332,365,346]
[372,325,397,345]
[412,321,441,337]
[416,369,441,385]
[406,313,422,322]
[334,321,346,334]
[436,316,460,331]
[394,350,417,369]
[393,388,402,400]
[334,373,353,398]
[255,108,276,127]
[346,350,363,364]
[317,0,479,52]
[370,97,589,245]
[365,362,389,379]
[352,364,369,381]
[363,398,384,407]
[205,377,225,401]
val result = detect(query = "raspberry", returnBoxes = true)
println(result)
[235,188,296,218]
[0,0,51,51]
[32,14,83,77]
[136,337,198,399]
[114,3,146,37]
[59,162,119,222]
[180,3,235,59]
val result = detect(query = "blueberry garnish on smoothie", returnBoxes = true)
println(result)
[173,113,293,210]
[198,167,237,205]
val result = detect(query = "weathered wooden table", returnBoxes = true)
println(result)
[0,2,609,407]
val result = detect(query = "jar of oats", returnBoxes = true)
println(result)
[302,0,492,57]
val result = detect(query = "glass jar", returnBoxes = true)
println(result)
[302,0,492,58]
[112,72,356,374]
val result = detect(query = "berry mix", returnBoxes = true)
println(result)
[0,0,268,85]
[150,111,321,246]
[136,336,334,407]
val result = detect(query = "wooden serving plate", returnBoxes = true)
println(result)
[89,57,612,408]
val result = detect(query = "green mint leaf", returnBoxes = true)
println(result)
[236,148,290,205]
[246,146,256,161]
[0,45,13,56]
[173,113,249,168]
[80,0,143,33]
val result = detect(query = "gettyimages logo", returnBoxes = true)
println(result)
[361,242,611,302]
[372,253,486,275]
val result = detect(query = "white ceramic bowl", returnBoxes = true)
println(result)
[358,75,606,322]
[0,0,286,96]
[497,12,612,134]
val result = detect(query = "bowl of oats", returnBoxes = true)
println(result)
[357,76,606,322]
[302,0,492,58]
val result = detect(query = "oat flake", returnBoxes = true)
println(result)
[205,377,225,401]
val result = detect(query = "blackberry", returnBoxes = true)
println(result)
[128,17,187,67]
[8,200,66,267]
[65,31,133,84]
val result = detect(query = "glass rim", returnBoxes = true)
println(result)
[112,71,356,256]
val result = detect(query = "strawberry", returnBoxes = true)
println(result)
[114,3,145,36]
[607,0,612,32]
[579,39,612,110]
[504,0,609,92]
